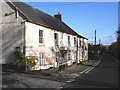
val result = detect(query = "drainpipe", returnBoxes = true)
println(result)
[83,39,85,62]
[24,21,27,72]
[76,36,78,64]
[22,20,26,55]
[21,19,27,71]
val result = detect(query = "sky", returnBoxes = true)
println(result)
[22,1,118,45]
[118,1,120,27]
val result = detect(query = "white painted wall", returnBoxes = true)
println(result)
[25,21,88,70]
[1,0,88,69]
[84,39,88,61]
[25,22,55,69]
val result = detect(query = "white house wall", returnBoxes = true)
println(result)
[25,22,54,70]
[2,0,88,69]
[84,39,88,61]
[25,22,88,70]
[79,38,84,62]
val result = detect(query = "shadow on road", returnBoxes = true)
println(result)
[62,78,118,88]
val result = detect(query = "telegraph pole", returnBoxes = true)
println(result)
[99,39,101,45]
[95,30,96,45]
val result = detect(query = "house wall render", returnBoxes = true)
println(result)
[0,1,3,64]
[25,22,88,70]
[1,1,25,64]
[1,0,88,70]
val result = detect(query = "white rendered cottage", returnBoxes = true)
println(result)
[1,0,88,70]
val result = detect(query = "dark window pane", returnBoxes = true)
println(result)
[54,33,58,45]
[39,30,43,43]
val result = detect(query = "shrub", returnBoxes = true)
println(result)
[27,57,38,69]
[16,50,27,66]
[16,51,38,70]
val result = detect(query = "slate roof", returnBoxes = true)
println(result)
[7,0,87,39]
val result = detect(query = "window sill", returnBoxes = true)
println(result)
[39,44,45,47]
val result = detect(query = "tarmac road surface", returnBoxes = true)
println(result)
[60,54,118,89]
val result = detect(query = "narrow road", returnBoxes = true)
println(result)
[2,54,119,89]
[60,54,118,88]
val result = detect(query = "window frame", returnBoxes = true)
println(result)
[74,37,76,46]
[67,50,71,61]
[39,30,44,44]
[39,53,45,66]
[54,33,58,45]
[68,36,70,45]
[79,39,81,46]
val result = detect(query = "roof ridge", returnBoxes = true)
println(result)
[7,0,87,39]
[9,0,63,23]
[8,0,58,29]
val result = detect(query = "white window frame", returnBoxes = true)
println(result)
[39,53,44,66]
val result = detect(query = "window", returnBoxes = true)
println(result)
[62,54,65,57]
[39,30,43,43]
[39,53,44,66]
[74,37,76,45]
[79,39,81,46]
[68,36,70,45]
[54,33,58,45]
[15,47,20,52]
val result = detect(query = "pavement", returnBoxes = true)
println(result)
[46,60,98,77]
[2,60,100,88]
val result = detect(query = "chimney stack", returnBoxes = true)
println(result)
[54,12,62,20]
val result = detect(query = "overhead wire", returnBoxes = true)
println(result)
[28,2,89,7]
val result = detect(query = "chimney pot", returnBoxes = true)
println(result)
[54,12,62,20]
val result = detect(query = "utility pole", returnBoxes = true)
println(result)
[99,39,101,45]
[95,30,96,45]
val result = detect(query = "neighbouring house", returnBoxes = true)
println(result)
[0,0,88,70]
